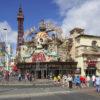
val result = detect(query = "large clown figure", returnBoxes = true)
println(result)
[35,20,49,49]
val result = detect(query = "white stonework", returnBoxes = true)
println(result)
[70,28,100,76]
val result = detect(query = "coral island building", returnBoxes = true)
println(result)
[16,6,77,78]
[16,6,100,78]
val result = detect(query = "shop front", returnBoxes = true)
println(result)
[85,60,97,77]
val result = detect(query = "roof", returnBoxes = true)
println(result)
[70,28,84,34]
[76,34,100,39]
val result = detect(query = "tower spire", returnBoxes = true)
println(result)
[19,0,22,8]
[17,1,24,51]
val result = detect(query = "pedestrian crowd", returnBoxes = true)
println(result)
[53,74,100,93]
[0,70,33,83]
[0,70,100,93]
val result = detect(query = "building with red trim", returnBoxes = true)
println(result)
[69,28,100,76]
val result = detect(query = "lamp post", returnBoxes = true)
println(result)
[3,28,9,70]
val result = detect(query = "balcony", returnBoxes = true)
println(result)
[82,46,100,56]
[76,46,100,57]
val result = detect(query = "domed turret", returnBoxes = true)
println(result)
[39,20,46,31]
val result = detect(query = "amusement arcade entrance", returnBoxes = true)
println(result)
[17,62,77,79]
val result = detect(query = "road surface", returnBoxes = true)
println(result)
[0,86,99,100]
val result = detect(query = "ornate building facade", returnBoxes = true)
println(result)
[16,20,77,78]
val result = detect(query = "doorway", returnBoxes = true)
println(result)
[36,70,47,79]
[36,71,41,79]
[85,67,96,77]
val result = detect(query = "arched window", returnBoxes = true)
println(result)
[92,40,97,47]
[91,40,98,52]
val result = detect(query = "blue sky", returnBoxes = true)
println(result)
[0,0,62,30]
[0,0,62,55]
[0,0,100,55]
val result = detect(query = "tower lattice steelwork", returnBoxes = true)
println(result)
[17,5,24,51]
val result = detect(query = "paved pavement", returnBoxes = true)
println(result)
[0,79,56,85]
[0,85,99,99]
[0,79,62,89]
[0,87,99,100]
[0,79,100,100]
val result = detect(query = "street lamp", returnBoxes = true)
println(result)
[3,28,9,70]
[3,28,7,42]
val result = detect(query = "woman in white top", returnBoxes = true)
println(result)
[67,75,73,89]
[92,75,96,87]
[86,75,90,87]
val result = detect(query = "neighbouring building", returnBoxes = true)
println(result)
[6,43,13,71]
[0,42,6,71]
[69,28,100,76]
[0,42,13,71]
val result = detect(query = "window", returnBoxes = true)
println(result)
[76,38,80,43]
[91,40,98,52]
[92,40,97,47]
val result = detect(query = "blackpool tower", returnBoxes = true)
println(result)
[17,5,24,51]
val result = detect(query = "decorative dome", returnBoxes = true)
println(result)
[39,20,46,31]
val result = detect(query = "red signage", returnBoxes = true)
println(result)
[0,67,4,71]
[12,65,18,72]
[32,52,46,62]
[86,60,97,67]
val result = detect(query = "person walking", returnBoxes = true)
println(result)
[92,75,96,87]
[18,73,22,81]
[68,74,73,89]
[29,73,32,82]
[95,76,100,93]
[86,75,90,87]
[74,75,81,88]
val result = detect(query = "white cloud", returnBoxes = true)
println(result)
[54,0,100,36]
[0,21,17,43]
[53,0,88,16]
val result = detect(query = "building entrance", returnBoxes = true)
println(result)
[35,70,47,79]
[36,71,41,79]
[85,67,96,77]
[34,69,76,79]
[17,62,77,79]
